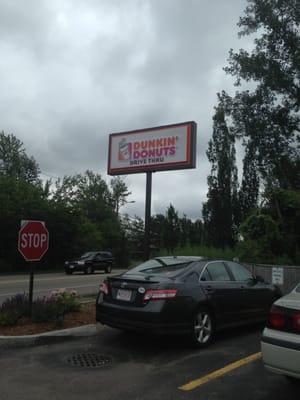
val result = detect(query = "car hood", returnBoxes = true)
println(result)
[274,292,300,311]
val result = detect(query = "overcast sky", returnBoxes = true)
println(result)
[0,0,251,220]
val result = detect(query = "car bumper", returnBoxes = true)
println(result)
[261,327,300,379]
[96,301,190,335]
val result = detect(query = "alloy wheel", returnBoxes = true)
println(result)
[193,310,213,345]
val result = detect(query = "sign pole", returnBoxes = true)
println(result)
[144,171,152,260]
[28,262,35,316]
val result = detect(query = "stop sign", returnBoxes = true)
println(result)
[18,220,49,261]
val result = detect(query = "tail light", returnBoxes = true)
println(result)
[268,306,285,330]
[292,312,300,332]
[99,280,110,295]
[143,289,177,304]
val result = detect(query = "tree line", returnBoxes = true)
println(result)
[202,0,299,264]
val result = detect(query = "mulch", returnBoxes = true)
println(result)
[0,302,96,336]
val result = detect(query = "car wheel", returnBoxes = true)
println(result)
[65,270,72,275]
[105,264,112,274]
[191,308,215,348]
[85,266,93,274]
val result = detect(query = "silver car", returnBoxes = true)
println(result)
[261,283,300,381]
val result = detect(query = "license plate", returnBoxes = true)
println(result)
[116,289,132,301]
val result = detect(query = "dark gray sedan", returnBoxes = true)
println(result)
[96,257,281,347]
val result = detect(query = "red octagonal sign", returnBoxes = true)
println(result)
[18,220,49,261]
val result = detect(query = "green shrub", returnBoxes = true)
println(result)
[31,297,64,324]
[0,311,19,326]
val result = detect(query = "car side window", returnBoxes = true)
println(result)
[206,262,231,281]
[200,268,211,281]
[226,261,253,282]
[95,254,102,261]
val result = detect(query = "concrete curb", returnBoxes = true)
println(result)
[0,324,98,348]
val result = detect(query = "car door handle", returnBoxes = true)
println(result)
[204,285,214,293]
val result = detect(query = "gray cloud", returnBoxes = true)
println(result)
[0,0,249,220]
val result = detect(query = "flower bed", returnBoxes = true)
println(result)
[0,289,96,336]
[0,302,96,336]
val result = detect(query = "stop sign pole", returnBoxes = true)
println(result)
[18,220,49,314]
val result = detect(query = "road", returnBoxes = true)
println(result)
[0,270,125,304]
[1,323,299,400]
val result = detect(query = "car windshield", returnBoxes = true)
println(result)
[80,252,96,260]
[127,258,192,277]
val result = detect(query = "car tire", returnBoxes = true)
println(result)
[105,264,112,274]
[190,307,215,348]
[85,266,93,274]
[65,270,72,275]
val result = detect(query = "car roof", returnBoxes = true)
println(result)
[155,256,206,262]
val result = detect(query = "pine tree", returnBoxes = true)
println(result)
[239,140,260,220]
[202,106,239,248]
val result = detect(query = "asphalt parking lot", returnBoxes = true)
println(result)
[0,323,299,400]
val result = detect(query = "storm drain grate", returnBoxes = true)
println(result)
[64,353,113,368]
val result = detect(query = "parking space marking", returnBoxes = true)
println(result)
[178,352,262,391]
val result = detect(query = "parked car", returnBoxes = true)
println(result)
[261,282,300,382]
[96,256,281,347]
[64,251,114,275]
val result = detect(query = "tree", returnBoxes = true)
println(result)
[239,140,260,220]
[179,214,192,247]
[110,176,132,216]
[52,170,127,262]
[122,214,145,259]
[224,0,299,189]
[238,212,282,263]
[0,176,48,271]
[150,214,165,251]
[189,219,204,247]
[202,106,239,248]
[163,204,181,253]
[0,131,40,184]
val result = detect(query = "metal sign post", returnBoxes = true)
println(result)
[144,172,152,260]
[28,262,35,315]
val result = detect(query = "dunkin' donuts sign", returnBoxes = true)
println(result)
[108,121,196,175]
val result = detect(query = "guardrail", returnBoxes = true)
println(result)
[245,263,300,295]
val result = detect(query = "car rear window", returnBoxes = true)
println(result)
[128,258,192,277]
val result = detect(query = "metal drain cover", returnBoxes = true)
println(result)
[64,353,112,368]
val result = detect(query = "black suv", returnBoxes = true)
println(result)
[64,251,114,275]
